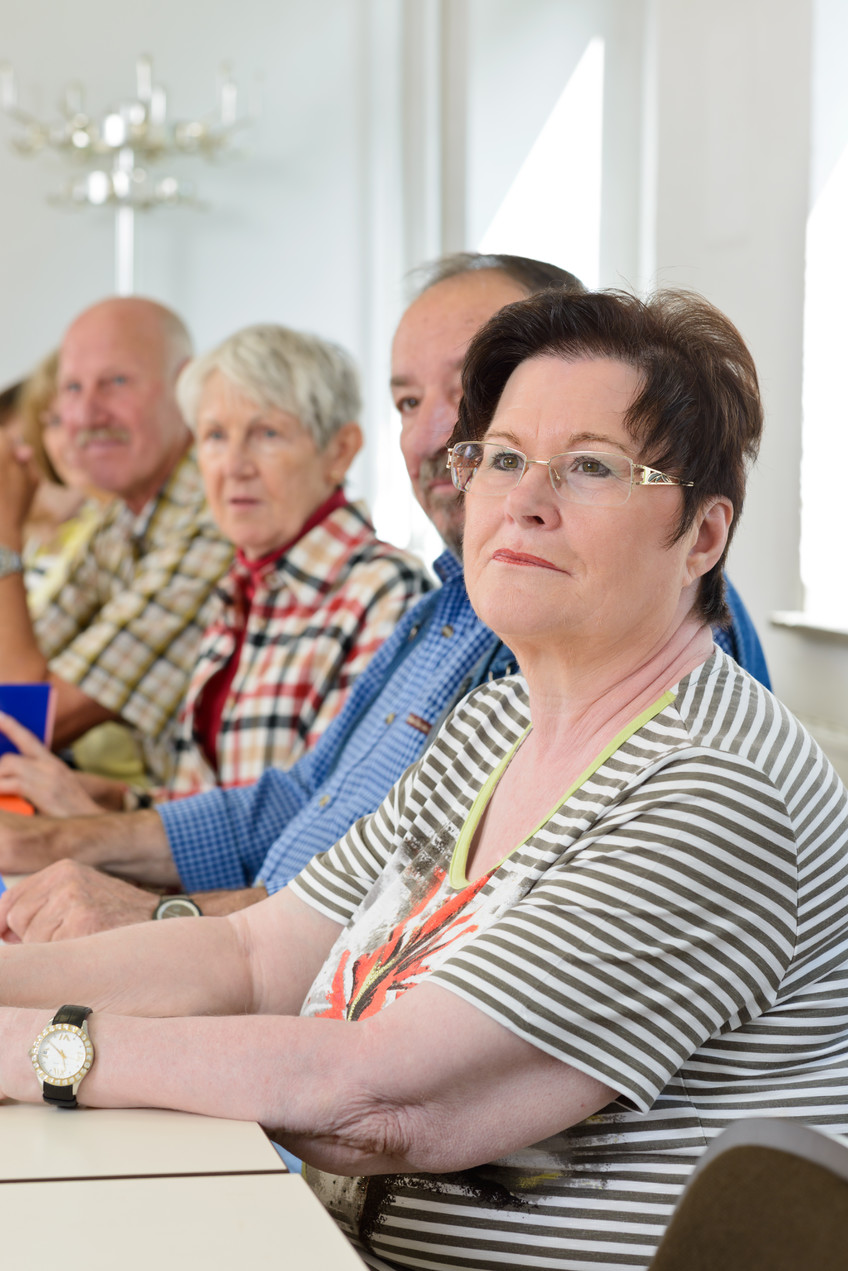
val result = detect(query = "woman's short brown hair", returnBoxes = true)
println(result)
[452,287,763,626]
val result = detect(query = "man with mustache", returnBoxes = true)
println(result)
[0,256,768,940]
[0,297,233,789]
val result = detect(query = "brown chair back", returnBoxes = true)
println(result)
[649,1118,848,1271]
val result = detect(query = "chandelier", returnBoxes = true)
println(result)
[0,55,256,293]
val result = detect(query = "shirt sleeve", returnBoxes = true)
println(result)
[43,518,233,740]
[160,763,316,891]
[288,756,426,923]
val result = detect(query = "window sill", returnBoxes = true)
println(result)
[770,611,848,643]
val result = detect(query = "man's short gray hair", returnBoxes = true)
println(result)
[177,323,361,448]
[409,251,585,301]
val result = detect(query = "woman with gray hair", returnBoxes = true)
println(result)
[0,323,430,816]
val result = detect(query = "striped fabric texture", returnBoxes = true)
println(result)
[35,452,233,784]
[293,650,848,1270]
[160,501,431,799]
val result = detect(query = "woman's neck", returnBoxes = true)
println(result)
[520,614,714,757]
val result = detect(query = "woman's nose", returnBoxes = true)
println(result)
[224,439,258,475]
[504,459,561,522]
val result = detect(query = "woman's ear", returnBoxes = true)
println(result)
[684,497,733,585]
[324,421,363,485]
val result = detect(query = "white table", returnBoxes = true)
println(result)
[0,875,366,1266]
[0,1102,364,1268]
[0,1100,284,1182]
[0,1172,362,1268]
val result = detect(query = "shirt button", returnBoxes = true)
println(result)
[441,624,454,638]
[408,625,419,640]
[318,794,330,807]
[385,712,396,724]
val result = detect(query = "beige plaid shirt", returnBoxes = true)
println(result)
[36,451,233,783]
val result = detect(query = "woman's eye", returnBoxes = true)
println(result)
[490,449,522,472]
[572,455,611,478]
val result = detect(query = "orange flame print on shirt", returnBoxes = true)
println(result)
[319,866,492,1022]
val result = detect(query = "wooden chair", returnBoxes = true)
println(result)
[648,1117,848,1271]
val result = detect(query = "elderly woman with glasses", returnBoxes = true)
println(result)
[0,324,429,815]
[1,288,847,1271]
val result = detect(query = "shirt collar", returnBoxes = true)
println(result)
[233,488,348,586]
[433,548,463,584]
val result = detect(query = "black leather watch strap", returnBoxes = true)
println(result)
[42,1081,78,1105]
[52,1005,92,1028]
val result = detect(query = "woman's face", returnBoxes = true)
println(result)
[196,371,351,560]
[462,354,720,664]
[42,404,90,489]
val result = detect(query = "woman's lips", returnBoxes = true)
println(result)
[492,548,563,572]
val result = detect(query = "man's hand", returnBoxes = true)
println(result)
[0,711,106,816]
[0,861,267,942]
[0,860,159,942]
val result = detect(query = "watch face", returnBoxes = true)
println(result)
[32,1025,93,1085]
[158,897,200,918]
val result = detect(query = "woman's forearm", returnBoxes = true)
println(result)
[0,912,253,1018]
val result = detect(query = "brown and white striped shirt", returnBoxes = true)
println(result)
[292,649,848,1271]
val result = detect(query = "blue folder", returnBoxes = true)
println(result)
[0,683,54,757]
[0,683,55,821]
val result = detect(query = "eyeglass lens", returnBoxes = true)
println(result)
[450,442,636,507]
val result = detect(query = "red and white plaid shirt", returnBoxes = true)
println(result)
[158,500,431,800]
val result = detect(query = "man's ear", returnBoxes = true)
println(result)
[324,421,363,485]
[684,497,733,585]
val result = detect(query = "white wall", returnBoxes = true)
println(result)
[640,2,811,677]
[0,0,392,503]
[641,0,848,771]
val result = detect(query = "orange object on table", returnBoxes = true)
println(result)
[0,795,34,815]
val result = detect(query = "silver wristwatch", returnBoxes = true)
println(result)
[153,894,203,919]
[0,545,23,580]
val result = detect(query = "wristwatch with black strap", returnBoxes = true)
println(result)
[30,1005,95,1108]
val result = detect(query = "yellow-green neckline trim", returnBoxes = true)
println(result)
[448,689,676,890]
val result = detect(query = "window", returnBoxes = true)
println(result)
[800,0,848,629]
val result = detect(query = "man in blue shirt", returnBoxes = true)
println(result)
[0,254,769,941]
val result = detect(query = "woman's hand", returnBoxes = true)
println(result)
[0,435,40,546]
[0,712,104,817]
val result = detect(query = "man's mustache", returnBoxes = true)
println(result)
[73,426,132,449]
